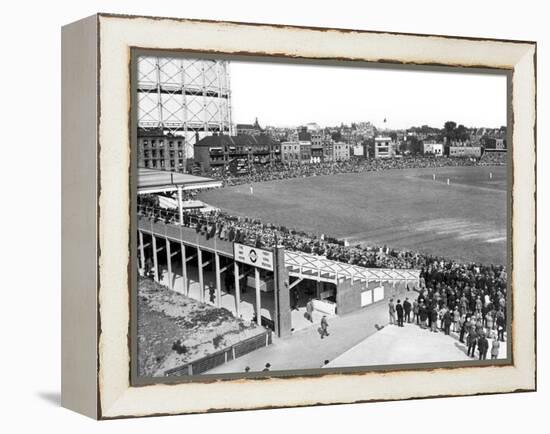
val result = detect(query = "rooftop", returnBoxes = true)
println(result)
[138,168,222,194]
[194,134,278,148]
[236,117,263,131]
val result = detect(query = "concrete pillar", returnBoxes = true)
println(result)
[234,262,240,317]
[255,267,261,326]
[215,252,221,308]
[273,246,291,337]
[177,185,184,226]
[166,238,172,290]
[152,234,159,282]
[197,247,204,302]
[138,231,145,276]
[180,242,187,295]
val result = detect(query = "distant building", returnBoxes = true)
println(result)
[236,118,263,136]
[374,137,395,158]
[322,140,334,162]
[299,141,312,163]
[297,126,311,141]
[333,142,351,161]
[482,137,507,150]
[265,126,291,141]
[194,134,278,172]
[311,145,324,163]
[138,129,187,172]
[449,146,481,157]
[423,142,444,156]
[351,144,364,157]
[271,142,281,164]
[310,130,324,147]
[281,141,301,163]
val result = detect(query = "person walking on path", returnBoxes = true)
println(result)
[319,315,330,339]
[478,333,489,360]
[413,299,420,325]
[388,298,396,325]
[396,300,404,327]
[491,338,501,360]
[306,298,314,323]
[403,298,412,323]
[419,303,428,329]
[442,309,452,335]
[467,329,478,358]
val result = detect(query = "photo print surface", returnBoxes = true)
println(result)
[133,53,510,381]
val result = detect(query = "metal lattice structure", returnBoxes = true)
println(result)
[284,250,420,285]
[137,56,233,159]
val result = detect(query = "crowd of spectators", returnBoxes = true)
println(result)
[138,201,506,270]
[389,260,507,359]
[139,204,433,269]
[207,156,483,187]
[479,151,507,166]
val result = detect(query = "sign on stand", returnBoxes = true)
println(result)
[233,243,274,271]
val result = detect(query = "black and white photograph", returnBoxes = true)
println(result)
[134,54,510,380]
[2,0,544,427]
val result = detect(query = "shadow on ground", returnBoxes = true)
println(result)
[37,391,61,407]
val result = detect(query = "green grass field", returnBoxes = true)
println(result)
[199,165,507,266]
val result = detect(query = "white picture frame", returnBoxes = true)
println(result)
[61,13,536,419]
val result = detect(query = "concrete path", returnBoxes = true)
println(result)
[205,286,415,374]
[326,322,507,367]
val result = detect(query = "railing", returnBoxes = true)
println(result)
[163,329,272,376]
[137,205,422,284]
[137,205,235,256]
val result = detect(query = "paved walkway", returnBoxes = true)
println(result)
[326,322,507,367]
[205,286,415,374]
[325,322,506,368]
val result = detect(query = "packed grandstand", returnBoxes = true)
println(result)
[205,154,505,187]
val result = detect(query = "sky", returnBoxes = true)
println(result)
[229,60,507,130]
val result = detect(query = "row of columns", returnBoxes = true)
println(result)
[138,231,265,327]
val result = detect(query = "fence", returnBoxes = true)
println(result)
[163,329,272,376]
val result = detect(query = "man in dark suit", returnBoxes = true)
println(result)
[496,310,506,342]
[467,329,478,357]
[477,333,489,360]
[442,309,452,335]
[396,300,404,327]
[403,298,412,323]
